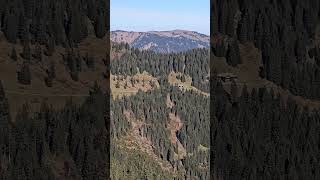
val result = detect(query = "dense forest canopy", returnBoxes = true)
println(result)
[110,44,210,179]
[210,73,320,179]
[212,0,320,100]
[111,43,210,93]
[0,0,110,179]
[111,84,210,179]
[0,81,109,179]
[211,0,320,179]
[0,0,108,45]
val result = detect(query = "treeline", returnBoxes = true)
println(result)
[11,43,107,87]
[0,81,109,179]
[1,0,109,87]
[0,0,108,45]
[111,46,210,92]
[62,48,98,82]
[212,0,320,99]
[210,74,320,179]
[111,85,209,179]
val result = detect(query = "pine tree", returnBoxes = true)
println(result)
[21,42,31,61]
[85,53,95,69]
[44,37,55,56]
[45,61,56,87]
[214,37,226,57]
[0,80,5,99]
[226,39,241,67]
[10,47,18,61]
[18,61,32,85]
[230,79,238,103]
[254,12,264,49]
[49,61,56,79]
[211,0,218,35]
[238,12,248,43]
[3,10,19,43]
[181,75,186,83]
[115,81,120,88]
[33,43,43,61]
[94,8,106,38]
[45,76,53,87]
[67,6,82,43]
[87,0,97,21]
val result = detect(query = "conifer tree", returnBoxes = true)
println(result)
[10,47,18,61]
[94,9,106,38]
[33,43,43,61]
[17,61,31,85]
[21,42,31,61]
[226,39,241,67]
[44,37,55,56]
[3,10,19,43]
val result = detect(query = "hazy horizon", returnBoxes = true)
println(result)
[111,29,210,36]
[111,0,210,35]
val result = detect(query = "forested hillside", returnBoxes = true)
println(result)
[0,0,109,116]
[211,0,320,100]
[0,0,108,44]
[0,0,110,179]
[110,44,210,179]
[111,42,209,92]
[210,72,320,179]
[0,82,109,179]
[211,0,320,179]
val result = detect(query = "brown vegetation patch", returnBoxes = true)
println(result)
[111,71,159,99]
[166,94,175,108]
[167,113,186,160]
[168,71,209,97]
[213,41,320,109]
[122,110,173,172]
[0,33,108,116]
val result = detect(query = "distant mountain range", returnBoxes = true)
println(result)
[111,30,209,53]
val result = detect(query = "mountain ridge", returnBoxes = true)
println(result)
[111,30,209,53]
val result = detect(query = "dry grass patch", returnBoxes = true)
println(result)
[167,113,187,160]
[213,41,320,109]
[111,71,159,99]
[0,33,108,116]
[168,71,209,97]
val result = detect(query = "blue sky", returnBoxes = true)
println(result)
[111,0,210,35]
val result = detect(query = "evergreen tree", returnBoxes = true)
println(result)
[33,43,43,61]
[21,42,31,61]
[17,61,31,85]
[226,39,241,67]
[3,9,19,43]
[10,47,18,61]
[94,8,106,38]
[44,37,55,56]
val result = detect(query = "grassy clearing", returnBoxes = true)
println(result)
[198,144,209,152]
[111,71,159,99]
[168,71,209,97]
[212,42,320,109]
[0,34,108,116]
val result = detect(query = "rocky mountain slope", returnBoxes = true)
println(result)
[111,30,209,53]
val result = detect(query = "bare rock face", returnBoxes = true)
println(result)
[111,30,209,53]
